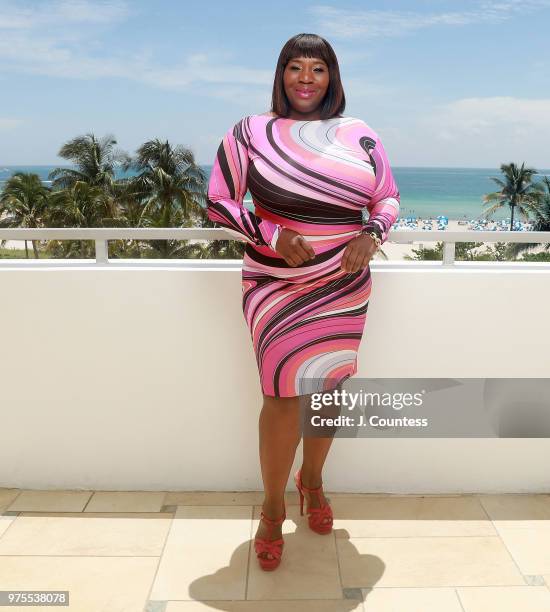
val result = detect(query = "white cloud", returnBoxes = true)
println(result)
[0,118,22,130]
[422,96,550,137]
[0,1,272,91]
[385,96,550,167]
[0,0,134,79]
[310,1,550,38]
[0,0,129,29]
[138,57,274,90]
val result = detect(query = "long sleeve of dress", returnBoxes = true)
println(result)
[361,133,400,245]
[206,118,282,249]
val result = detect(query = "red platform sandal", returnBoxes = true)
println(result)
[254,506,286,571]
[294,468,333,535]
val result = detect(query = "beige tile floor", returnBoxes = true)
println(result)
[1,489,550,611]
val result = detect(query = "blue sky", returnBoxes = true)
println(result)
[0,0,548,167]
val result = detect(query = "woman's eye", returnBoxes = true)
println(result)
[290,66,324,72]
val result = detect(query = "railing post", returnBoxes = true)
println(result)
[443,241,455,266]
[95,240,108,264]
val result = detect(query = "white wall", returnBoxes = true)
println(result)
[1,261,549,493]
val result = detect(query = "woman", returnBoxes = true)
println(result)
[206,33,400,571]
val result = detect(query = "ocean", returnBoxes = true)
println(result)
[1,165,548,221]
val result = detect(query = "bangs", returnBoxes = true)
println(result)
[280,34,332,66]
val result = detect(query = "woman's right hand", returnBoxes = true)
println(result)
[274,227,316,267]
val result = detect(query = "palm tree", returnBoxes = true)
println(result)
[123,139,207,258]
[44,181,116,258]
[102,178,149,258]
[482,162,543,230]
[48,133,130,192]
[506,175,550,259]
[45,133,131,258]
[0,172,50,258]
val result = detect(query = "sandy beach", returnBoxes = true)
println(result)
[378,219,468,260]
[377,219,541,260]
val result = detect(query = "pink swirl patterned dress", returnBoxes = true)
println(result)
[207,113,400,397]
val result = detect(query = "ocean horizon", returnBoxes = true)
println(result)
[1,165,549,222]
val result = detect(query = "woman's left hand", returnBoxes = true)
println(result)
[340,233,379,273]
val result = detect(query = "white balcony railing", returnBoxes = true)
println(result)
[1,227,549,266]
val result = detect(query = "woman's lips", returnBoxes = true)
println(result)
[295,89,316,99]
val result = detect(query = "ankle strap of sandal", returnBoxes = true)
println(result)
[260,510,286,526]
[300,480,323,493]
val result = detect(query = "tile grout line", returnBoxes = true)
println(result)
[333,534,520,539]
[471,494,500,536]
[5,491,96,515]
[454,587,467,611]
[1,490,23,512]
[244,505,254,600]
[141,508,175,612]
[475,494,530,584]
[0,554,167,558]
[0,511,22,542]
[342,585,550,590]
[80,491,96,512]
[334,530,367,610]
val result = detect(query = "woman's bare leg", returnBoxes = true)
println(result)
[255,382,343,556]
[299,437,334,524]
[255,393,301,560]
[300,383,343,523]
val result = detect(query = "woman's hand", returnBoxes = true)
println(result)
[274,227,316,267]
[340,233,379,273]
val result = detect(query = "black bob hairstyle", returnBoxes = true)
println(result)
[270,33,346,120]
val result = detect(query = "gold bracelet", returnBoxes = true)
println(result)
[364,231,381,249]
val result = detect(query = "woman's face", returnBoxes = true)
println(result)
[283,55,330,119]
